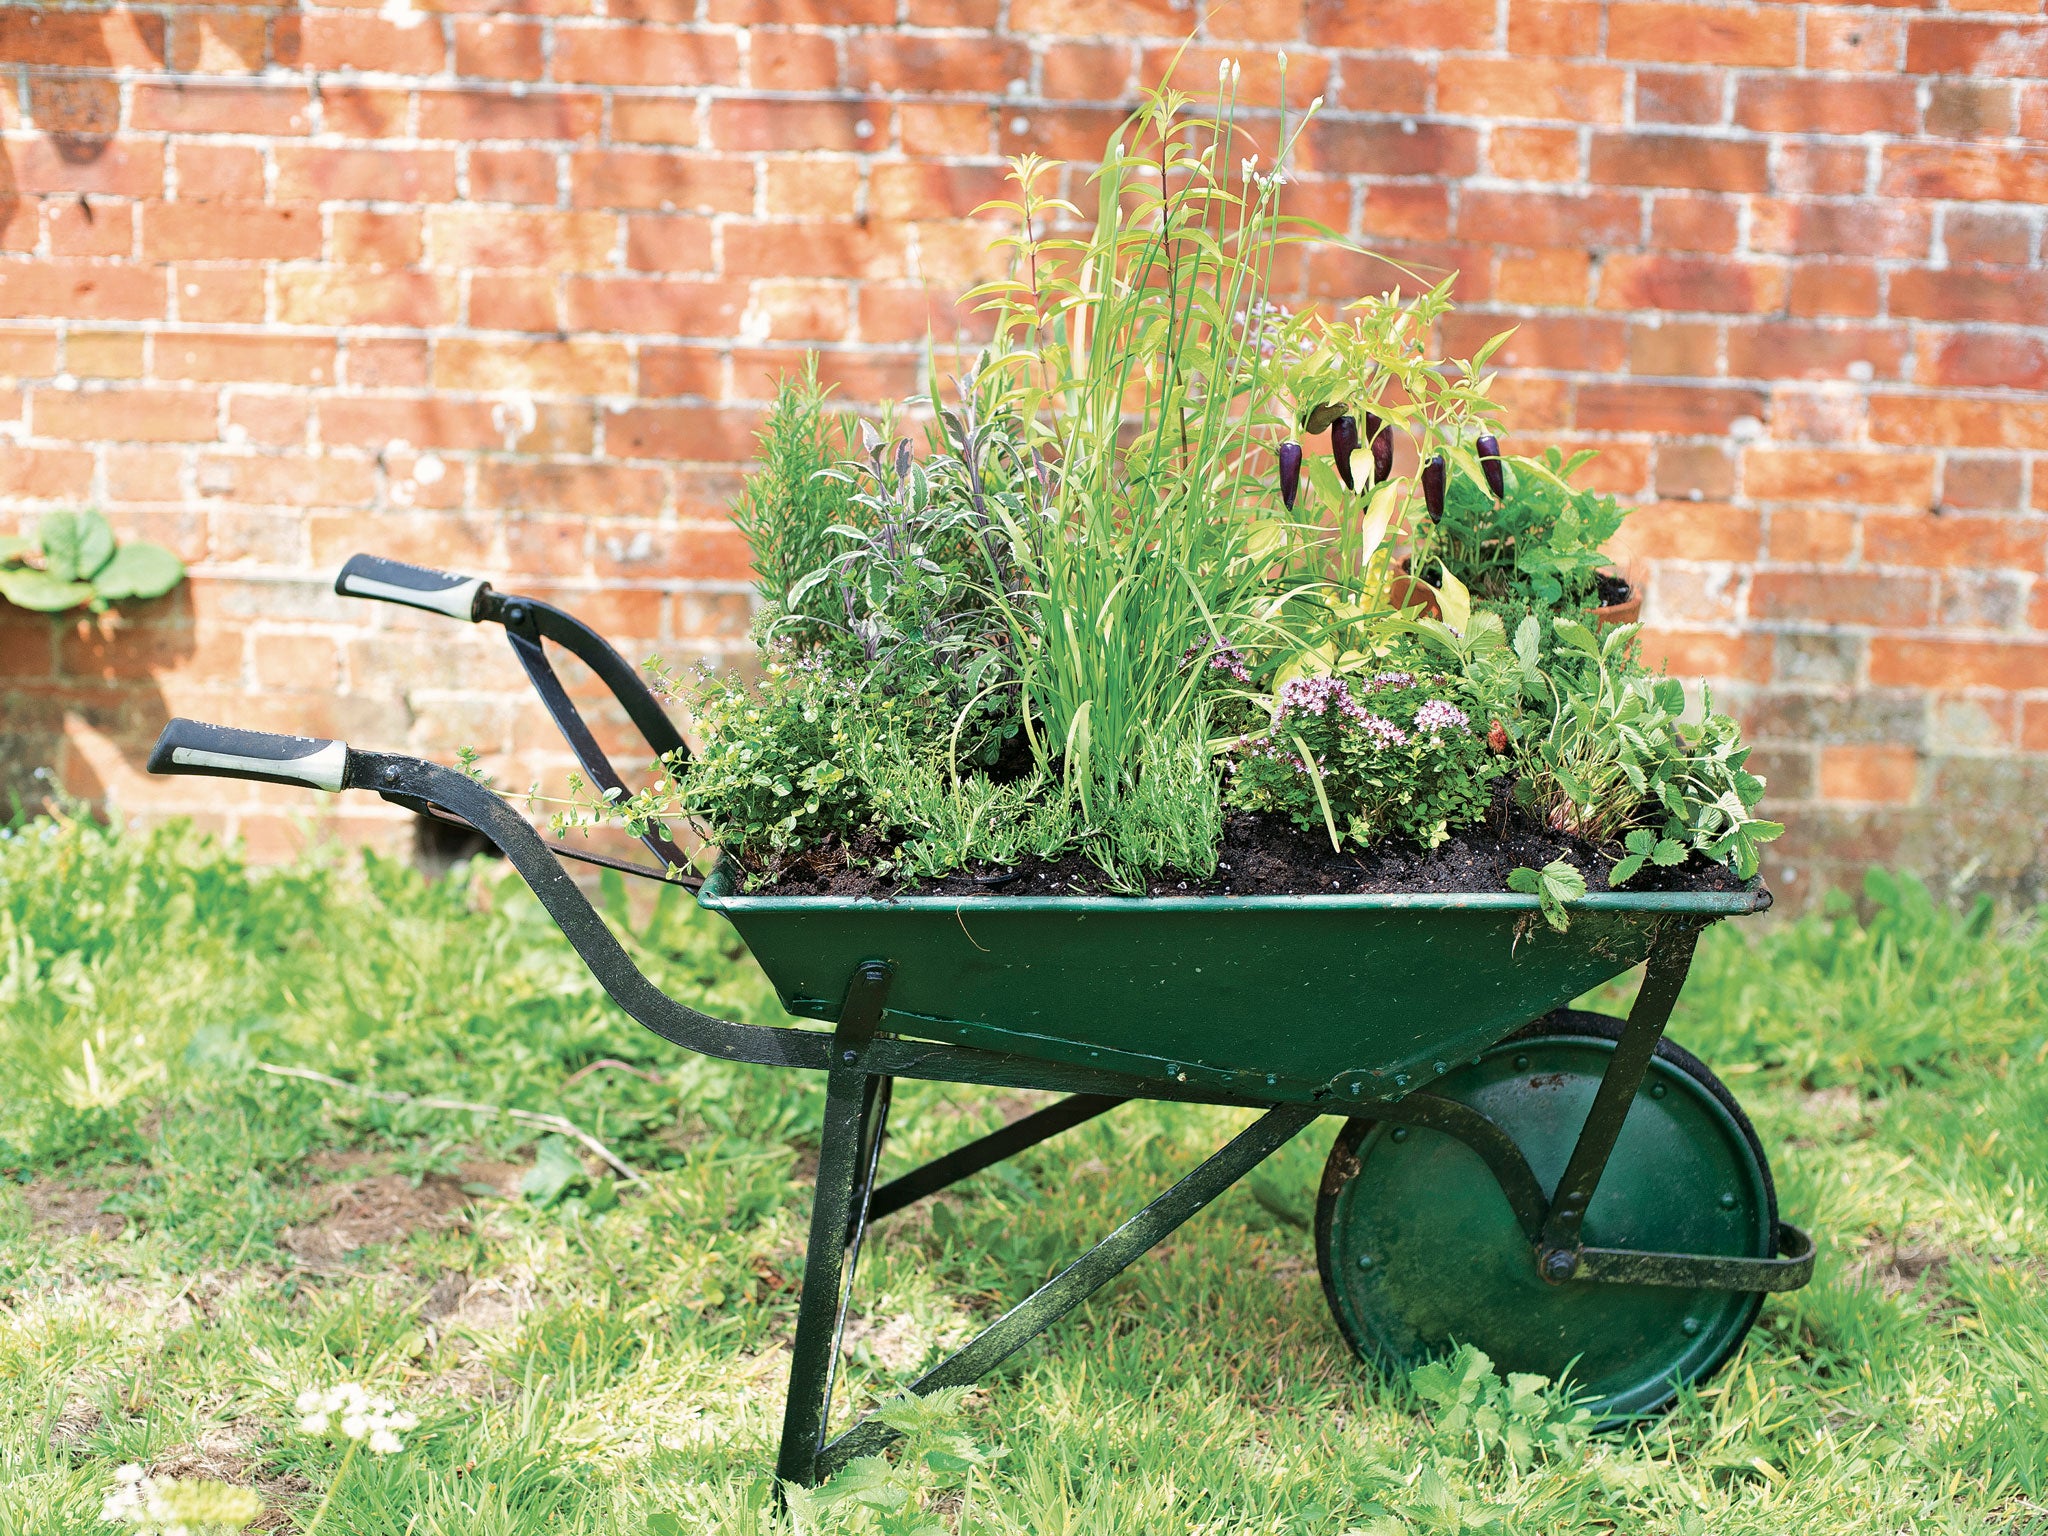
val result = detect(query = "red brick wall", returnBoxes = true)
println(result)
[0,1,2043,904]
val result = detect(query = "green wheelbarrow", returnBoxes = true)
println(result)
[148,553,1814,1485]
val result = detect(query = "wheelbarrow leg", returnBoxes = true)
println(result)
[776,962,893,1488]
[812,1101,1319,1481]
[1536,920,1703,1276]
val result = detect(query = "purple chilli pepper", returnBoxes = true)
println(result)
[1278,440,1303,510]
[1477,432,1505,501]
[1366,412,1394,486]
[1422,453,1447,524]
[1330,414,1360,492]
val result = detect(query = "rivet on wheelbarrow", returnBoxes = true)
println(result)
[1513,1054,1530,1070]
[1390,1127,1408,1143]
[1393,1073,1409,1088]
[843,1050,857,1063]
[1542,1249,1579,1283]
[1683,1317,1701,1335]
[1650,1081,1668,1098]
[1358,1254,1375,1270]
[1719,1191,1737,1209]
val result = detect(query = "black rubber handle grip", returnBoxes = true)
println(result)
[147,719,350,793]
[334,553,488,621]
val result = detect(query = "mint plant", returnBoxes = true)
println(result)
[0,510,184,613]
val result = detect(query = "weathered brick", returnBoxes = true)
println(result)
[1735,76,1916,136]
[1590,133,1769,193]
[1862,512,2046,573]
[425,208,615,270]
[434,337,631,396]
[1806,13,1902,74]
[1598,254,1788,314]
[1905,20,2048,79]
[570,151,754,212]
[157,333,336,386]
[1924,81,2016,141]
[554,26,739,87]
[278,14,445,74]
[565,276,748,335]
[278,271,458,328]
[34,70,130,143]
[454,18,544,80]
[1305,119,1479,178]
[0,262,163,321]
[1439,59,1626,122]
[144,35,255,95]
[604,404,764,462]
[848,34,1030,96]
[1457,189,1640,249]
[1890,267,2048,326]
[1635,69,1723,126]
[1308,0,1496,52]
[1750,571,1933,628]
[1509,0,1601,58]
[418,90,602,142]
[1745,448,1936,506]
[612,96,703,147]
[134,83,310,136]
[0,7,163,69]
[1608,3,1797,67]
[145,203,322,262]
[1880,145,2048,204]
[1869,638,2048,691]
[1819,745,1918,804]
[276,148,459,203]
[37,387,218,443]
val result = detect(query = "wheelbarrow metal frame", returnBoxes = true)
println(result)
[144,555,1816,1488]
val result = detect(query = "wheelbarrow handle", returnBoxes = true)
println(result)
[147,718,350,792]
[141,726,1235,1108]
[334,553,490,622]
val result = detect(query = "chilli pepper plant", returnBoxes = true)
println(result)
[565,61,1780,899]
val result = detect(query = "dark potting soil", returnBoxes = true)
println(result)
[749,799,1750,901]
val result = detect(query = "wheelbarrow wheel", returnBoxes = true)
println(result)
[1315,1010,1777,1420]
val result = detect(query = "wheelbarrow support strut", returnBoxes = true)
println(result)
[778,964,1316,1485]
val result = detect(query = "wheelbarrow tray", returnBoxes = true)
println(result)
[699,865,1768,1105]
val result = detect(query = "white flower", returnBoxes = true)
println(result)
[295,1382,416,1455]
[101,1469,261,1533]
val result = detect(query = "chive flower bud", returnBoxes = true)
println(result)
[1331,415,1360,492]
[1366,412,1394,485]
[1422,454,1447,524]
[1278,441,1302,509]
[1477,433,1505,500]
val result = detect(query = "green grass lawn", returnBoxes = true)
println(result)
[3,814,2046,1534]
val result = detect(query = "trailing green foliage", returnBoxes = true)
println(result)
[0,510,184,613]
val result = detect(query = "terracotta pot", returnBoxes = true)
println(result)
[1592,583,1641,629]
[1386,558,1439,620]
